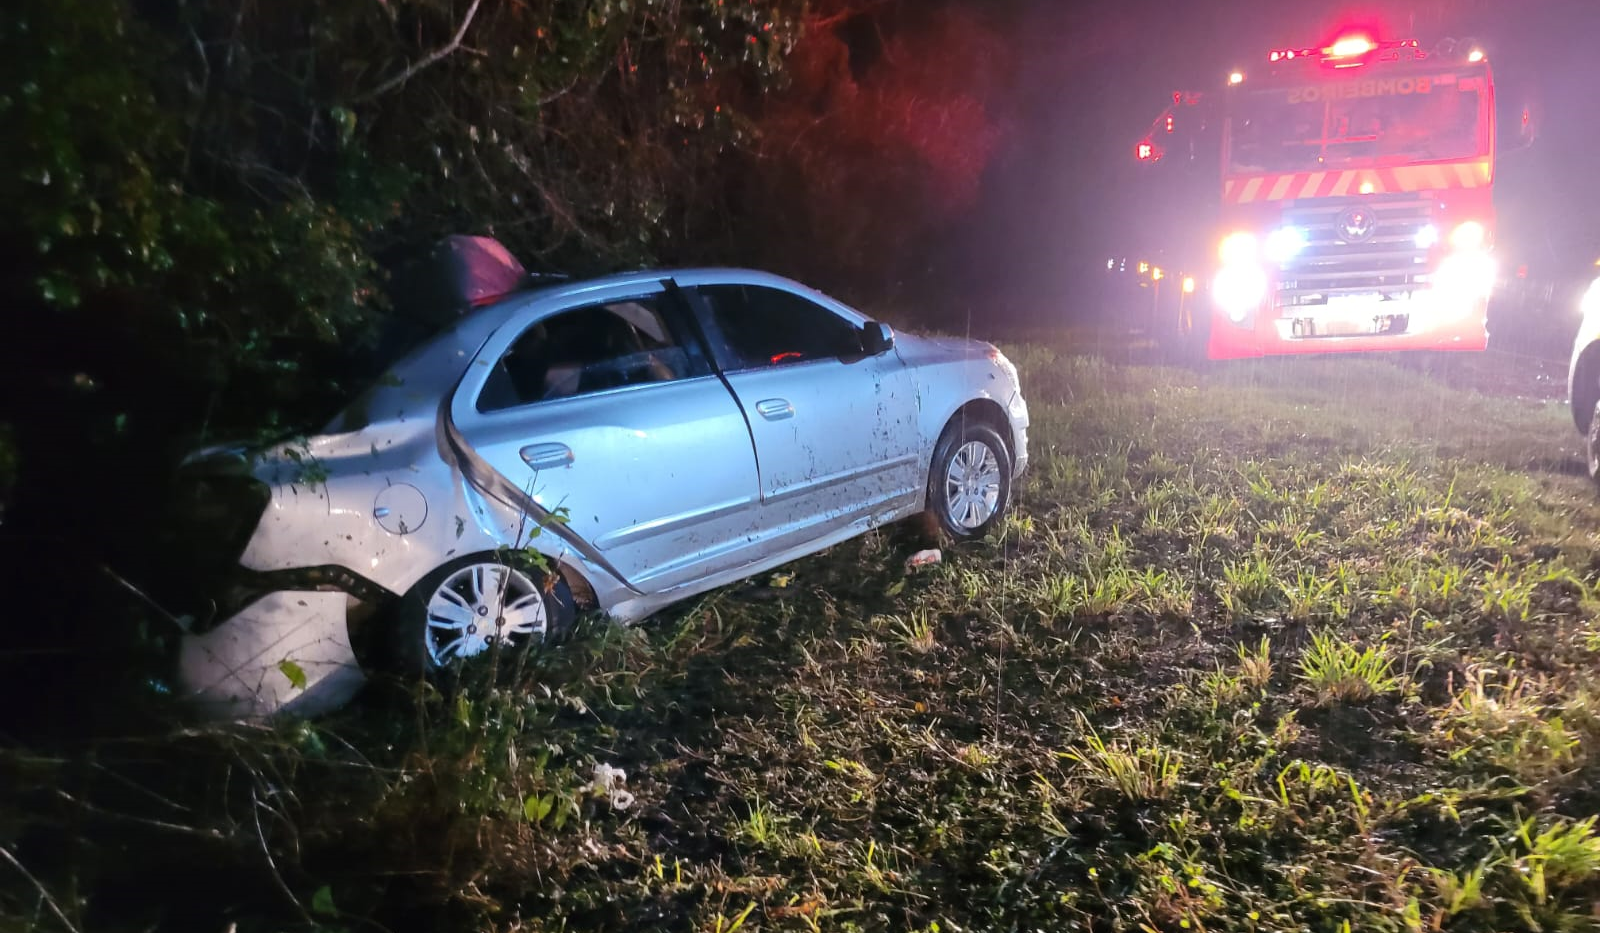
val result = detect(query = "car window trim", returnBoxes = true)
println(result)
[473,371,725,418]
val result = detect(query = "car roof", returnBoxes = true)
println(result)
[530,266,835,299]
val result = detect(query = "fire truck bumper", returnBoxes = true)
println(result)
[1207,292,1489,359]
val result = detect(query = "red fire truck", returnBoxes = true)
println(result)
[1132,31,1499,359]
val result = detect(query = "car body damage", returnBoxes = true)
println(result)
[179,590,358,718]
[173,246,1029,718]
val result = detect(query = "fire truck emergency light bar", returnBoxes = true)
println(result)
[1267,35,1421,64]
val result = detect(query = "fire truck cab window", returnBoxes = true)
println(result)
[1229,82,1485,173]
[692,285,863,371]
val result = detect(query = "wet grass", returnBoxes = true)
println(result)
[9,346,1600,932]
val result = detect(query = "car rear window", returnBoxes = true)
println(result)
[477,297,696,411]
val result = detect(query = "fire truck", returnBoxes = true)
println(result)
[1128,31,1501,359]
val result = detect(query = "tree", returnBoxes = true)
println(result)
[738,4,1012,313]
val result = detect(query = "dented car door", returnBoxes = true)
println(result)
[448,282,763,591]
[680,280,922,543]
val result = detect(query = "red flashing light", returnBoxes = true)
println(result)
[1136,142,1155,161]
[1327,34,1376,57]
[1166,115,1175,133]
[1268,35,1421,66]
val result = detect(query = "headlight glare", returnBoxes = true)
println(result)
[1219,232,1259,267]
[1435,252,1497,302]
[1213,265,1268,321]
[1450,221,1487,252]
[1264,227,1308,263]
[1582,278,1600,319]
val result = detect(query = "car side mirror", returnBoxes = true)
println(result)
[860,321,895,355]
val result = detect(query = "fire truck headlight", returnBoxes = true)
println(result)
[1414,224,1440,250]
[1219,231,1259,267]
[1436,252,1497,303]
[1264,227,1308,264]
[1450,221,1487,252]
[1214,265,1267,321]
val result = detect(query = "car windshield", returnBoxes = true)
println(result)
[1227,71,1486,173]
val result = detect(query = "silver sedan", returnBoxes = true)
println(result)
[176,266,1028,717]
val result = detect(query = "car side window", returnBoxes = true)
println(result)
[477,296,696,411]
[695,284,862,371]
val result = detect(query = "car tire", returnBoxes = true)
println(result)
[1587,400,1600,491]
[926,419,1013,542]
[392,553,576,677]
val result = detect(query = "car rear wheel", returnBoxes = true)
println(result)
[394,554,575,675]
[926,420,1012,541]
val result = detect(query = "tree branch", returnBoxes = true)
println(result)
[352,0,484,103]
[0,844,82,933]
[809,0,895,32]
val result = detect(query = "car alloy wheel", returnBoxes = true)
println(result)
[927,420,1012,541]
[394,554,577,675]
[423,563,548,665]
[945,440,1003,530]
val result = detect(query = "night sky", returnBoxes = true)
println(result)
[945,0,1600,320]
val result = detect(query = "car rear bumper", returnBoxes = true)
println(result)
[177,590,366,719]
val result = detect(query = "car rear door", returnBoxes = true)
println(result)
[448,281,763,592]
[678,279,922,544]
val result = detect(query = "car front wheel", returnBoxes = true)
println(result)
[395,554,576,675]
[927,420,1013,541]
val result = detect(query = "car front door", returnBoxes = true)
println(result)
[448,283,763,592]
[681,280,922,544]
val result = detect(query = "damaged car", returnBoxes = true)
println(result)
[175,237,1029,717]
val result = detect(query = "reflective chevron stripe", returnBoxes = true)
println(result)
[1223,161,1492,203]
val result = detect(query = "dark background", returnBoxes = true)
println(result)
[934,0,1600,329]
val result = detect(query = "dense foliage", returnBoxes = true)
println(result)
[0,0,1012,645]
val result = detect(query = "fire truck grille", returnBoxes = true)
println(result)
[1273,195,1433,308]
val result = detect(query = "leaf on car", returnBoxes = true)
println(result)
[278,659,308,691]
[311,885,338,916]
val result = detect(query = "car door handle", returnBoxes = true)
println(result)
[755,398,794,421]
[520,443,574,470]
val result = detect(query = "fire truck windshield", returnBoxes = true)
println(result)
[1227,71,1488,174]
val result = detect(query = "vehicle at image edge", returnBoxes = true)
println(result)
[1114,26,1510,359]
[173,254,1030,718]
[1566,271,1600,485]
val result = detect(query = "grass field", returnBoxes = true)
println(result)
[9,346,1600,932]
